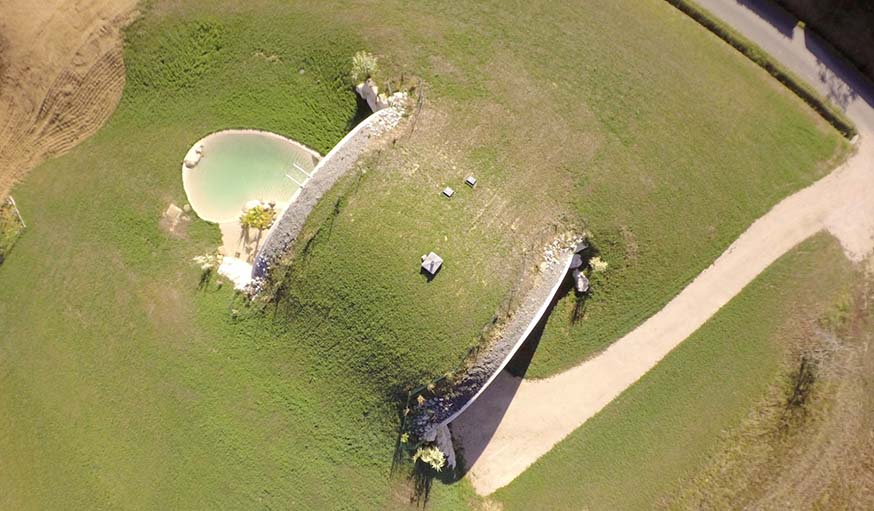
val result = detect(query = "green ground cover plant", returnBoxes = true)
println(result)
[0,0,852,508]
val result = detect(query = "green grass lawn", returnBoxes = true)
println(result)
[492,234,856,510]
[0,0,851,508]
[302,0,849,378]
[0,5,402,509]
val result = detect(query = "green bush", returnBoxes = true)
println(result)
[350,50,379,82]
[239,204,277,232]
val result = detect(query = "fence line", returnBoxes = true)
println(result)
[6,196,26,228]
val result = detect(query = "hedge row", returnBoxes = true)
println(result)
[666,0,857,139]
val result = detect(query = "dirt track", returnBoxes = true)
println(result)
[0,0,136,199]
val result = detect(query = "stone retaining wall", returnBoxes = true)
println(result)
[409,250,575,441]
[252,107,403,280]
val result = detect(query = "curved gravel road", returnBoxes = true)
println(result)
[453,0,874,495]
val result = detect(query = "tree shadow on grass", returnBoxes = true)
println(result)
[407,460,460,508]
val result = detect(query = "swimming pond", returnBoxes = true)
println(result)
[182,130,320,223]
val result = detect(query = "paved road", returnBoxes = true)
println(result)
[694,0,874,133]
[453,0,874,495]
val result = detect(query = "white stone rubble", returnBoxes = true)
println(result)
[218,256,254,291]
[540,232,585,272]
[183,143,203,168]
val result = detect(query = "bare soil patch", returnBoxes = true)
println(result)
[159,203,190,238]
[0,0,137,198]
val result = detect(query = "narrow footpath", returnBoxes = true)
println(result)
[453,0,874,495]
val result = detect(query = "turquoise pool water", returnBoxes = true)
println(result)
[183,130,319,223]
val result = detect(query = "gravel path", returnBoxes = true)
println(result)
[452,0,874,495]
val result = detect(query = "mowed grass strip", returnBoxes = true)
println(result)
[492,234,856,510]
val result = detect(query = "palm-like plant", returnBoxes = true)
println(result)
[412,445,446,472]
[240,204,277,250]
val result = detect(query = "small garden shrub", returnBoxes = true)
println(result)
[412,445,446,472]
[589,256,608,273]
[350,50,378,82]
[239,203,277,232]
